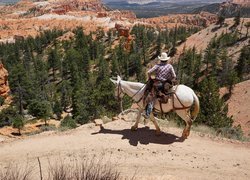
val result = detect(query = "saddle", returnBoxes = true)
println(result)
[144,79,176,105]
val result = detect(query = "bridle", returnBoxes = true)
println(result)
[116,81,125,100]
[116,80,147,103]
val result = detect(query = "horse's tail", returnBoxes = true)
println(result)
[191,91,200,121]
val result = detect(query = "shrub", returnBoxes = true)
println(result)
[60,115,77,129]
[217,125,244,141]
[12,115,24,135]
[0,96,5,106]
[0,163,32,180]
[28,100,52,125]
[48,157,120,180]
[0,106,18,127]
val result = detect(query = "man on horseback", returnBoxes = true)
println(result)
[144,52,176,118]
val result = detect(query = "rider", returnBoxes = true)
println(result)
[145,52,176,118]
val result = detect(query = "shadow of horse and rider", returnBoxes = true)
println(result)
[92,126,184,147]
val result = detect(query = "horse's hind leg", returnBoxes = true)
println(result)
[131,109,143,131]
[150,113,161,136]
[176,110,192,139]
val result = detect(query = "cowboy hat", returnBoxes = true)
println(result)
[158,52,170,61]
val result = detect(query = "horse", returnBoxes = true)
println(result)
[110,75,200,139]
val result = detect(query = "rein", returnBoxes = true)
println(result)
[131,83,147,103]
[117,81,125,100]
[117,80,147,103]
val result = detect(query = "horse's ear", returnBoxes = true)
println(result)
[110,78,117,85]
[117,75,121,82]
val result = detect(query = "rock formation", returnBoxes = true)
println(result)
[231,0,250,7]
[0,63,10,98]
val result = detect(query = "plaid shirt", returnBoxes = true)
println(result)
[148,63,176,81]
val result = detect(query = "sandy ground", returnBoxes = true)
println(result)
[0,120,250,180]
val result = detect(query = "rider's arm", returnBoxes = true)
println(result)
[170,65,176,79]
[147,65,158,79]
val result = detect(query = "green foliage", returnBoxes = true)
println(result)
[217,15,225,27]
[0,96,5,106]
[71,80,91,124]
[2,23,244,134]
[196,77,233,129]
[235,46,250,80]
[12,114,24,135]
[53,100,63,119]
[177,47,202,89]
[60,115,77,129]
[0,106,18,127]
[48,45,61,81]
[219,50,239,95]
[28,100,52,125]
[233,12,241,27]
[218,125,244,140]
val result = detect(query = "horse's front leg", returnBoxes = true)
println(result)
[149,113,161,136]
[131,108,143,131]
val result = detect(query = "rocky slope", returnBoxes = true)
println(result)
[0,63,10,98]
[193,1,250,17]
[227,80,250,137]
[231,0,250,7]
[0,0,218,43]
[144,11,217,28]
[175,18,250,61]
[0,0,137,41]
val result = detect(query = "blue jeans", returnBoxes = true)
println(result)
[145,101,154,118]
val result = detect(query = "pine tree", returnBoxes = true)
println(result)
[81,47,90,80]
[236,46,250,80]
[219,49,239,96]
[28,100,52,126]
[34,57,49,100]
[12,114,24,135]
[71,79,91,124]
[197,77,233,129]
[75,27,88,49]
[233,11,241,28]
[48,44,61,81]
[111,52,120,76]
[217,15,225,27]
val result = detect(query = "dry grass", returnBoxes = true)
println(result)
[0,157,121,180]
[48,157,120,180]
[0,163,33,180]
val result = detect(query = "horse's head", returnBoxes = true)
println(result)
[110,75,125,100]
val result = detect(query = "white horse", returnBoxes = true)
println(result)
[110,75,200,139]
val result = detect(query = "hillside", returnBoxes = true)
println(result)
[0,0,136,41]
[170,17,250,137]
[193,1,250,17]
[175,18,250,62]
[0,120,250,179]
[227,80,250,137]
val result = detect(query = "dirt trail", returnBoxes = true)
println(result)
[0,120,250,180]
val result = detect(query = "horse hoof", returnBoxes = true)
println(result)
[182,133,189,139]
[155,131,161,136]
[131,126,138,131]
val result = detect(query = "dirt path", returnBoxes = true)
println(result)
[0,120,250,180]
